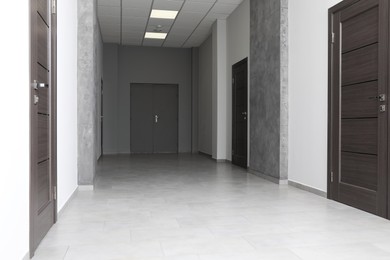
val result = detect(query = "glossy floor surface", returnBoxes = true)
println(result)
[33,155,390,260]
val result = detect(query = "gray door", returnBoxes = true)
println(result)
[130,84,178,153]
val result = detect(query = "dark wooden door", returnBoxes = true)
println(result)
[329,0,388,218]
[232,58,248,168]
[130,84,178,154]
[30,0,57,255]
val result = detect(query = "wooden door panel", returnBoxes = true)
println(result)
[38,115,49,162]
[341,152,377,190]
[31,0,56,255]
[341,82,378,118]
[339,183,377,214]
[37,65,49,114]
[342,6,378,53]
[329,0,388,218]
[342,44,378,86]
[37,0,48,24]
[37,161,50,212]
[37,17,49,69]
[341,118,378,154]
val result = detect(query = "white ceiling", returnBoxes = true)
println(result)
[97,0,243,48]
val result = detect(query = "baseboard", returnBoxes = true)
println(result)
[23,251,29,260]
[248,169,288,185]
[78,185,94,191]
[288,180,327,198]
[58,187,78,217]
[198,151,212,158]
[215,159,230,163]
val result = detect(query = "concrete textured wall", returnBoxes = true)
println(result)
[77,0,103,185]
[250,0,288,181]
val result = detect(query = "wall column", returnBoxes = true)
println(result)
[249,0,288,183]
[77,0,98,185]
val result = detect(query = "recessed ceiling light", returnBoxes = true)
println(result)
[150,9,178,19]
[145,32,167,39]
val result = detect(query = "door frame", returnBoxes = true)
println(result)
[129,83,179,154]
[328,0,390,218]
[30,0,58,255]
[232,57,248,168]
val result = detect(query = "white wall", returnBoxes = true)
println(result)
[212,20,228,160]
[226,0,250,162]
[198,36,213,155]
[288,0,342,192]
[0,1,29,259]
[57,0,78,211]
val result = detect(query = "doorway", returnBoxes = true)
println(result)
[130,83,179,154]
[232,58,248,168]
[328,0,389,218]
[30,0,57,256]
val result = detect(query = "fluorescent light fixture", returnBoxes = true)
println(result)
[145,32,167,39]
[150,9,178,19]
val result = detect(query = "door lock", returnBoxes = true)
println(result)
[34,95,39,105]
[155,115,159,123]
[380,105,386,113]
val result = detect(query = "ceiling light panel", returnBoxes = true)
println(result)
[150,9,179,19]
[145,32,168,39]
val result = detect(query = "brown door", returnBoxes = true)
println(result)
[329,0,388,218]
[232,58,248,168]
[30,0,57,255]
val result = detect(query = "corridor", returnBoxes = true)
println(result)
[33,155,390,260]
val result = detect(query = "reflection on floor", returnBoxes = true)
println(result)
[33,154,390,260]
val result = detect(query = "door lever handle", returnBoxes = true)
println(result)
[32,80,48,90]
[369,94,386,102]
[242,112,247,115]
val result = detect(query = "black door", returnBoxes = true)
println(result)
[232,58,248,168]
[328,0,389,218]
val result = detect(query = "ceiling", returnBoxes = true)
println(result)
[97,0,243,48]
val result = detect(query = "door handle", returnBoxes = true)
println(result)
[155,115,159,123]
[32,80,48,90]
[242,112,247,115]
[369,94,386,102]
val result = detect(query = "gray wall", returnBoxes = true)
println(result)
[77,0,103,185]
[102,45,118,154]
[198,35,213,155]
[249,0,288,181]
[103,44,193,154]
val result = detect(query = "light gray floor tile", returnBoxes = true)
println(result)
[32,154,390,260]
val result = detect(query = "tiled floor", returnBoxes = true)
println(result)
[33,154,390,260]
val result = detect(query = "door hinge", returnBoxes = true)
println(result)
[331,32,335,44]
[331,171,334,183]
[53,186,57,200]
[52,0,56,14]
